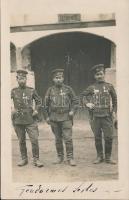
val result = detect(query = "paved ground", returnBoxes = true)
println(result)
[12,120,118,183]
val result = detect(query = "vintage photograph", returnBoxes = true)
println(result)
[1,0,129,199]
[10,0,118,183]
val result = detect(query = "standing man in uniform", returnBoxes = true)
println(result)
[11,69,43,167]
[81,64,117,164]
[43,69,78,166]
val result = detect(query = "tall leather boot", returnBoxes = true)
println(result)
[33,158,44,167]
[53,141,64,164]
[93,138,104,164]
[105,138,116,164]
[65,140,76,166]
[17,158,28,166]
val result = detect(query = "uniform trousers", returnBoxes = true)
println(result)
[50,120,73,160]
[89,113,113,159]
[14,122,39,160]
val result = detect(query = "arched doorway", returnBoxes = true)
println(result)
[21,31,115,119]
[28,32,114,97]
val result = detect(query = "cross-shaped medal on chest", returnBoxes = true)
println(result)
[60,89,65,96]
[22,92,28,104]
[60,89,66,106]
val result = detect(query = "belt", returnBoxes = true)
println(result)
[51,109,69,114]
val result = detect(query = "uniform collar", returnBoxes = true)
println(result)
[18,85,26,89]
[96,80,105,84]
[54,83,64,89]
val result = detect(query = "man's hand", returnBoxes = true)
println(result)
[86,103,95,109]
[69,111,74,116]
[11,108,17,115]
[112,112,117,129]
[32,110,38,116]
[112,111,117,120]
[46,117,50,125]
[11,108,17,120]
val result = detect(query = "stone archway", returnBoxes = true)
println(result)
[18,31,116,120]
[22,31,115,97]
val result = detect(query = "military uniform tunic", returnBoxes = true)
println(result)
[82,81,117,117]
[11,86,41,125]
[43,84,78,160]
[11,86,41,160]
[43,84,78,121]
[81,81,117,159]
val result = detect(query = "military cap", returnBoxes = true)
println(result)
[16,69,28,77]
[91,64,105,74]
[51,68,64,78]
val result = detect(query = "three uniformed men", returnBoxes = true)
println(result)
[11,65,117,167]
